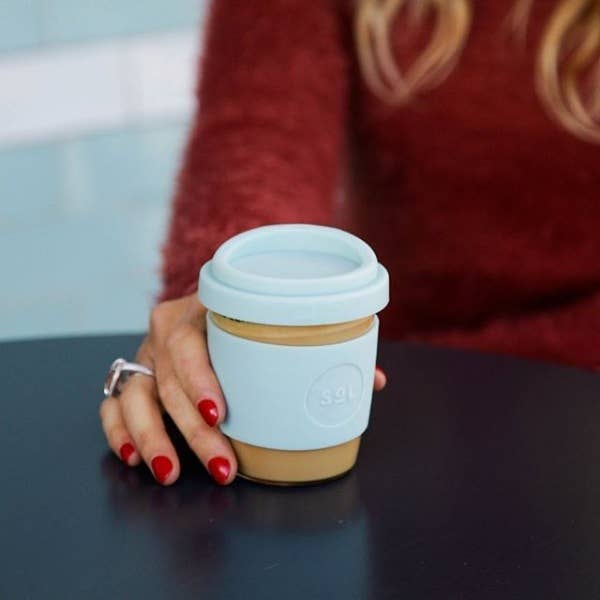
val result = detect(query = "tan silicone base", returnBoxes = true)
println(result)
[230,436,362,486]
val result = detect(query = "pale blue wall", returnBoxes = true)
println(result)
[0,0,205,340]
[0,0,200,50]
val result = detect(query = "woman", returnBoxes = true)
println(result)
[99,0,600,486]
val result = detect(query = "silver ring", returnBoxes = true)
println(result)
[104,357,155,398]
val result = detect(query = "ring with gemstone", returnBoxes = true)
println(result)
[104,358,155,398]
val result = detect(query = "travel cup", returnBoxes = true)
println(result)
[198,224,389,485]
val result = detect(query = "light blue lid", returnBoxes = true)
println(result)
[198,224,389,326]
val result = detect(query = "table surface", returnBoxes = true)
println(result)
[2,335,600,599]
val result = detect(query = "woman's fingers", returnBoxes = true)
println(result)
[150,296,225,425]
[119,372,181,485]
[99,295,237,486]
[155,368,237,485]
[374,365,387,391]
[146,294,237,485]
[166,320,226,427]
[99,395,141,466]
[154,325,237,485]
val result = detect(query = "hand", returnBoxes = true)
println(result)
[100,294,388,486]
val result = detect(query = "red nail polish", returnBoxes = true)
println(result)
[119,442,135,464]
[151,456,173,483]
[208,456,231,485]
[198,399,219,427]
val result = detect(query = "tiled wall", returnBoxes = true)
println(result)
[0,0,206,340]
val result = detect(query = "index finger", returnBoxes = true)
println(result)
[166,319,226,428]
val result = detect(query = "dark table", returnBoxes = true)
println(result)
[2,335,600,599]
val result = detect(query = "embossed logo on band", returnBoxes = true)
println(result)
[305,364,363,427]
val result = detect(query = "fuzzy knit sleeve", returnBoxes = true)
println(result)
[158,0,351,302]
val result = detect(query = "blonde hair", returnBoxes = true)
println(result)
[355,0,600,143]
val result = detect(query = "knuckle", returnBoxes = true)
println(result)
[99,397,112,420]
[166,324,190,352]
[136,428,157,456]
[106,424,124,445]
[134,336,151,363]
[186,425,208,456]
[156,375,180,407]
[149,301,171,333]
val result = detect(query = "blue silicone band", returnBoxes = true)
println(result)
[206,314,379,451]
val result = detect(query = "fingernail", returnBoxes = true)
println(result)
[208,456,231,485]
[375,365,386,378]
[151,455,173,484]
[197,398,219,427]
[119,442,135,464]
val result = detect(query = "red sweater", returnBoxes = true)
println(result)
[160,0,600,371]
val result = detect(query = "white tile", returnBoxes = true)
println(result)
[123,31,198,121]
[0,43,126,146]
[0,30,199,147]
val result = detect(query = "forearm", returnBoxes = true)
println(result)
[159,0,350,301]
